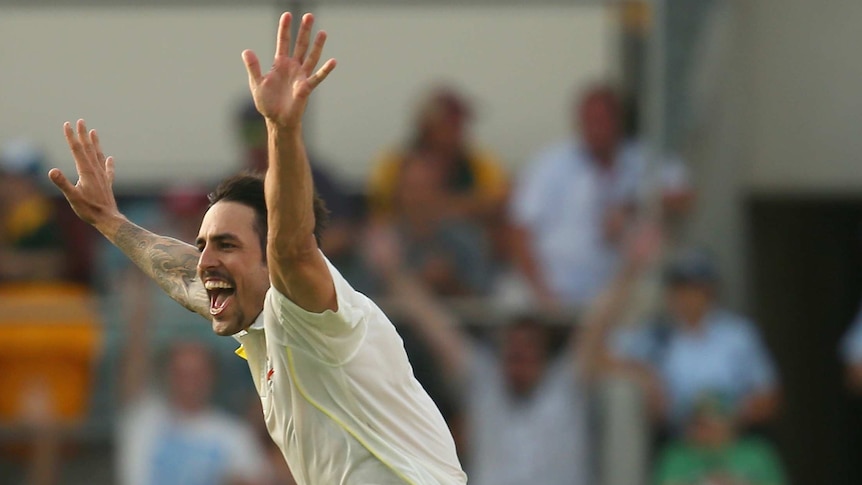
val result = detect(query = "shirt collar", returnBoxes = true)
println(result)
[674,308,720,335]
[232,312,265,360]
[232,311,264,340]
[248,311,264,330]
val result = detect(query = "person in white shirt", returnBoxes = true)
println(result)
[362,221,663,485]
[119,345,268,485]
[49,12,466,485]
[117,274,268,485]
[510,85,692,308]
[609,249,780,431]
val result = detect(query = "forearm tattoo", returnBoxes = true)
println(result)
[113,221,210,319]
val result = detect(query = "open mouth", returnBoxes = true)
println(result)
[204,280,236,317]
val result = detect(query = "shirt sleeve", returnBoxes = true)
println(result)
[611,145,646,205]
[657,156,692,194]
[609,326,655,364]
[510,154,552,228]
[267,255,369,365]
[736,321,779,392]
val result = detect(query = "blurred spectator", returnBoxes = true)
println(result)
[236,100,358,262]
[509,84,693,307]
[609,248,780,431]
[93,182,255,413]
[117,275,268,485]
[367,84,508,225]
[840,305,862,394]
[838,302,862,485]
[363,223,663,485]
[386,151,492,296]
[654,392,787,485]
[0,139,66,281]
[161,184,212,242]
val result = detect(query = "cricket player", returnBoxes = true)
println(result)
[49,12,467,485]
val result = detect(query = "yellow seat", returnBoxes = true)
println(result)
[0,283,102,425]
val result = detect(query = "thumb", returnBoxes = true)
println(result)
[48,168,76,199]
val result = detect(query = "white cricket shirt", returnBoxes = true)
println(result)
[233,257,467,485]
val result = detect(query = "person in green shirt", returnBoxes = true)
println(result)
[654,392,787,485]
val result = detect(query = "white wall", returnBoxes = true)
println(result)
[0,7,275,186]
[311,5,614,181]
[0,5,614,187]
[744,0,862,193]
[683,0,862,307]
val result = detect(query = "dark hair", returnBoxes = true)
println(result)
[157,340,218,380]
[575,83,623,117]
[503,317,551,351]
[207,172,330,255]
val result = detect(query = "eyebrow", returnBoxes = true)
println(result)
[195,233,241,248]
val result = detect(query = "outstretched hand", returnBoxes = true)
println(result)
[243,12,337,129]
[48,120,120,229]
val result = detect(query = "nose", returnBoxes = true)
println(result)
[197,244,220,275]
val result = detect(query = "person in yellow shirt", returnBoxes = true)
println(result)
[367,86,508,224]
[0,140,66,281]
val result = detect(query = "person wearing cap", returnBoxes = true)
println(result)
[608,248,780,431]
[653,391,787,485]
[509,84,694,308]
[367,85,508,224]
[0,139,66,281]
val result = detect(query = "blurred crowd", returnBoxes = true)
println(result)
[1,81,860,485]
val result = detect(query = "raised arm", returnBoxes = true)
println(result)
[572,222,670,420]
[49,121,209,319]
[575,222,662,379]
[242,12,337,313]
[118,270,158,406]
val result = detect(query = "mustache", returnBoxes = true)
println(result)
[200,270,235,285]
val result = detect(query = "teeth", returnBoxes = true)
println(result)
[204,280,234,290]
